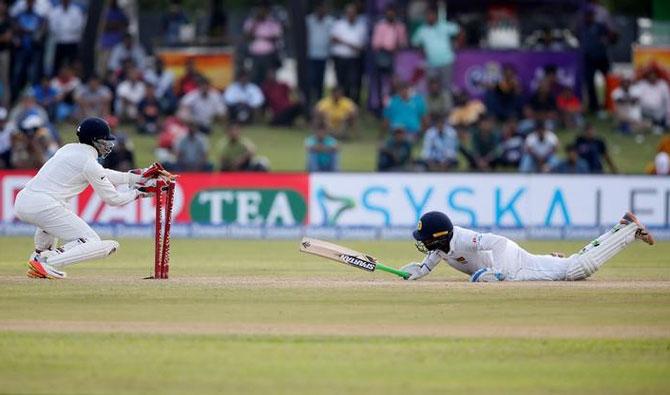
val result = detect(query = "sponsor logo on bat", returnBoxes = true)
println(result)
[301,240,311,248]
[339,254,376,272]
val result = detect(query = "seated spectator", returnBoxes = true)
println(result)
[378,127,412,171]
[144,58,176,113]
[32,76,58,121]
[179,77,225,134]
[471,114,500,171]
[425,77,452,117]
[527,79,558,126]
[107,33,146,72]
[420,112,458,171]
[484,64,522,121]
[137,84,161,134]
[9,114,58,169]
[382,80,427,140]
[573,123,617,173]
[219,123,269,172]
[102,129,135,172]
[262,69,304,127]
[178,58,201,96]
[552,144,590,174]
[315,86,357,139]
[305,122,339,172]
[556,86,583,129]
[541,64,564,98]
[8,90,51,138]
[174,123,212,172]
[493,119,524,169]
[449,89,486,127]
[75,74,112,119]
[156,111,189,164]
[646,135,670,175]
[223,70,264,124]
[115,67,146,120]
[50,65,81,121]
[611,75,643,134]
[634,68,670,133]
[0,107,10,168]
[519,122,560,173]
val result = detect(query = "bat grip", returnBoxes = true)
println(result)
[376,264,411,279]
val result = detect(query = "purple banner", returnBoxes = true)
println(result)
[392,49,582,99]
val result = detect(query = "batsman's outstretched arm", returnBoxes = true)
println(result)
[401,252,442,280]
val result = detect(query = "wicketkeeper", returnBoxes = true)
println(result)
[402,211,655,282]
[14,117,169,279]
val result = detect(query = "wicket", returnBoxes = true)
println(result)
[152,179,176,279]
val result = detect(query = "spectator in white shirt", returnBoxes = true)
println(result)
[634,69,670,133]
[179,77,225,134]
[223,70,264,124]
[115,67,146,120]
[48,0,84,74]
[519,122,560,173]
[143,57,176,113]
[107,33,147,72]
[330,3,367,103]
[306,2,334,104]
[420,112,459,171]
[9,0,51,17]
[611,75,643,134]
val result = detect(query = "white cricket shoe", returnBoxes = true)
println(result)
[27,258,67,279]
[470,268,505,282]
[621,212,655,246]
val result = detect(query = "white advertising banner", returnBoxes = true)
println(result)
[309,174,670,228]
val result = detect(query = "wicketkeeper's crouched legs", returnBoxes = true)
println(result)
[565,221,638,280]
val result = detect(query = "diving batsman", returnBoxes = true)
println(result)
[14,117,171,279]
[402,211,655,282]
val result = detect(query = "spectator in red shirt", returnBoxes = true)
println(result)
[177,58,201,96]
[261,69,304,127]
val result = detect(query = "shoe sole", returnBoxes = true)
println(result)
[26,268,47,279]
[623,212,655,246]
[27,260,66,279]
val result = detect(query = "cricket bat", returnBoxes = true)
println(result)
[299,237,410,279]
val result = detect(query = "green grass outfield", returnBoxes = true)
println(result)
[0,237,669,394]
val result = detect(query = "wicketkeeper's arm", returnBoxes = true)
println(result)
[84,161,139,206]
[102,168,143,186]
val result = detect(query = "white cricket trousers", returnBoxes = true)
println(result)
[14,190,100,250]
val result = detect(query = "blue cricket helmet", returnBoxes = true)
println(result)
[76,117,115,144]
[413,211,454,253]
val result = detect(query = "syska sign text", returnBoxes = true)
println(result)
[310,175,670,227]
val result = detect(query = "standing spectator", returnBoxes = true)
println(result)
[0,1,11,106]
[32,76,58,120]
[108,33,147,73]
[330,4,367,103]
[647,135,670,175]
[519,122,560,173]
[219,122,269,171]
[315,86,357,139]
[573,123,617,173]
[426,77,452,118]
[115,67,146,121]
[494,119,525,169]
[177,58,201,96]
[144,58,176,113]
[137,84,161,134]
[74,74,112,119]
[306,2,334,105]
[9,0,51,17]
[0,106,10,168]
[243,3,282,85]
[611,75,643,134]
[262,69,304,127]
[471,114,500,171]
[305,122,339,172]
[98,0,129,73]
[223,70,264,124]
[103,131,135,172]
[162,0,189,46]
[50,65,81,121]
[552,144,590,174]
[484,64,522,121]
[634,68,670,133]
[174,123,212,171]
[371,5,408,110]
[382,81,427,141]
[178,77,225,134]
[47,0,84,74]
[378,127,413,171]
[411,7,459,89]
[420,112,459,171]
[581,8,612,113]
[11,0,46,100]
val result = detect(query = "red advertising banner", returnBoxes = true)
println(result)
[0,171,309,225]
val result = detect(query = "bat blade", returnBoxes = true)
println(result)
[300,237,379,273]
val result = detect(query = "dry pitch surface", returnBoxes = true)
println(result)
[0,237,668,394]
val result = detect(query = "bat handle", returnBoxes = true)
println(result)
[376,264,411,279]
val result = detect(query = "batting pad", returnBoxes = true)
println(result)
[46,239,119,268]
[566,222,637,280]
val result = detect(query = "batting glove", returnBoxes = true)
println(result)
[400,262,431,280]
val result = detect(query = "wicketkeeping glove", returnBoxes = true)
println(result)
[400,262,431,280]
